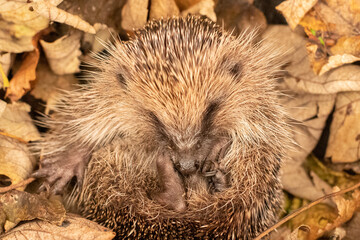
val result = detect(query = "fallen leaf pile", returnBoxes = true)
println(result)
[0,0,359,239]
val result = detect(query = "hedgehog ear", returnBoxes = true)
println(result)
[229,63,242,81]
[117,73,127,88]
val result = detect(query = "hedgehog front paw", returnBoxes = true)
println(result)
[202,161,228,193]
[32,149,90,194]
[152,152,186,212]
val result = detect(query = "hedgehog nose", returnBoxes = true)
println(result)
[175,159,198,175]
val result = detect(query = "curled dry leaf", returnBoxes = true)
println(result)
[0,135,35,192]
[264,25,360,94]
[326,92,360,163]
[276,0,318,30]
[82,23,117,54]
[121,0,149,32]
[319,54,360,76]
[5,49,39,102]
[215,0,267,35]
[0,101,40,142]
[149,0,180,20]
[0,213,115,240]
[0,53,11,89]
[180,0,216,22]
[0,100,39,189]
[286,225,311,240]
[31,0,96,34]
[40,30,82,75]
[0,190,66,233]
[308,187,360,239]
[31,62,78,114]
[0,0,49,53]
[5,28,48,102]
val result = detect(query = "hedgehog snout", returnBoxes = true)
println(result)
[174,154,199,176]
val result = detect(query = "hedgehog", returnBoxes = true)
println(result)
[33,16,291,239]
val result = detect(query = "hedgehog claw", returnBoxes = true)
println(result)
[33,149,90,194]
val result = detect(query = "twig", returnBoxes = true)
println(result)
[254,181,360,240]
[0,131,28,143]
[0,177,35,193]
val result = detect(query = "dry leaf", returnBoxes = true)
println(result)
[121,0,149,31]
[180,0,216,22]
[319,54,360,76]
[276,0,318,29]
[0,53,11,89]
[149,0,180,20]
[280,92,335,200]
[343,212,360,240]
[0,190,66,233]
[0,101,40,141]
[5,29,45,102]
[40,30,82,75]
[286,225,311,240]
[82,23,117,54]
[0,135,35,192]
[1,213,115,240]
[310,187,360,239]
[31,62,78,114]
[264,25,360,94]
[215,0,266,35]
[326,92,360,163]
[31,0,96,34]
[175,0,202,11]
[278,0,360,74]
[0,0,49,53]
[5,49,39,101]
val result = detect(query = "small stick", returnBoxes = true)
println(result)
[0,177,35,193]
[254,181,360,240]
[0,132,28,143]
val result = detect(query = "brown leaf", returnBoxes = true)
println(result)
[315,187,360,238]
[175,0,202,11]
[180,0,216,22]
[5,49,39,102]
[0,135,35,192]
[0,190,66,233]
[121,0,149,31]
[326,92,360,163]
[1,213,115,240]
[149,0,180,20]
[276,0,318,29]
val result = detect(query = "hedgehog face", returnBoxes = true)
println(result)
[149,101,229,176]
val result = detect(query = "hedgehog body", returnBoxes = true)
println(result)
[36,16,291,239]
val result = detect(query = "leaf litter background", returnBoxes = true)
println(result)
[0,0,360,239]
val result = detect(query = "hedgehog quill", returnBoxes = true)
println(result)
[34,16,292,239]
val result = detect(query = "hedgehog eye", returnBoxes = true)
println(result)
[117,73,127,88]
[229,63,242,79]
